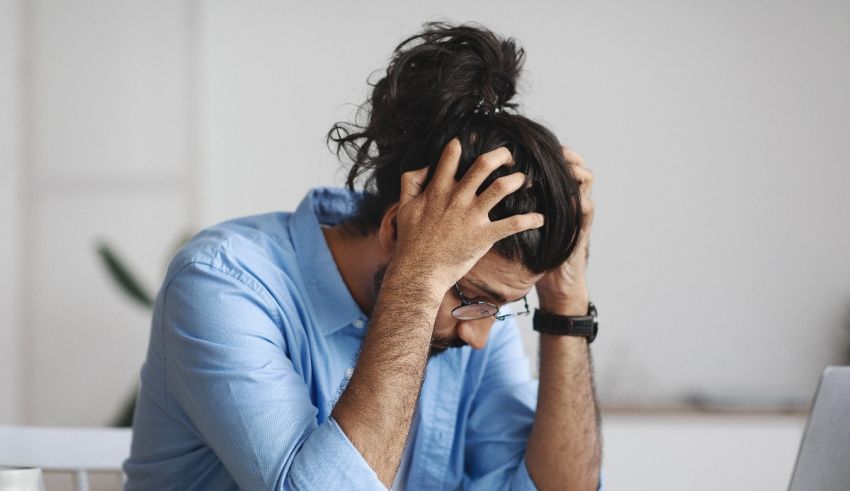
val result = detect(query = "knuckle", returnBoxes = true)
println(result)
[564,148,585,166]
[401,178,418,192]
[489,178,509,194]
[509,215,526,229]
[573,166,591,181]
[474,154,496,172]
[500,174,525,193]
[476,148,512,171]
[445,192,464,209]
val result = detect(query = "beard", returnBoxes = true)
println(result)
[372,265,467,358]
[426,335,468,357]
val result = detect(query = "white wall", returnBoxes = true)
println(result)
[20,0,195,425]
[601,413,806,490]
[556,0,850,408]
[198,0,850,408]
[0,0,22,424]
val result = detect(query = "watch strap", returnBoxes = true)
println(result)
[532,304,598,343]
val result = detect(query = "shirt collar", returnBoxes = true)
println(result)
[289,187,368,335]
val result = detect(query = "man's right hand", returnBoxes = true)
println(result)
[334,138,545,487]
[390,137,545,292]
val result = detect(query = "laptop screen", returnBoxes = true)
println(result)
[788,366,850,491]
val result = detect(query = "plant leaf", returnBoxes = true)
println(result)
[96,241,154,309]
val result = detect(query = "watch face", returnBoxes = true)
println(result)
[588,302,598,324]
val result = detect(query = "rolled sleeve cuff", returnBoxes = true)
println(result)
[514,458,605,491]
[285,416,385,490]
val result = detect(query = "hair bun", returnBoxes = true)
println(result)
[380,22,525,126]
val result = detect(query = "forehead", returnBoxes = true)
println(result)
[461,251,543,303]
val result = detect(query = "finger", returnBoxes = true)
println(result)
[571,165,594,195]
[572,232,591,263]
[399,167,429,206]
[475,172,528,211]
[570,188,594,223]
[581,196,595,228]
[430,138,463,190]
[457,147,514,197]
[488,212,545,242]
[562,146,586,167]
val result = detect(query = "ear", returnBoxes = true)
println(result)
[378,202,400,254]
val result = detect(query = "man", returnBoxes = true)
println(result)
[125,22,602,490]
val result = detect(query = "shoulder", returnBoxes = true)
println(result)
[157,212,306,315]
[167,212,294,280]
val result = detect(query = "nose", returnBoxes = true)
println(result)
[456,318,496,350]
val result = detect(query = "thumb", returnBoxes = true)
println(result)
[399,167,429,206]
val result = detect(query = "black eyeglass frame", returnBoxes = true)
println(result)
[450,283,531,321]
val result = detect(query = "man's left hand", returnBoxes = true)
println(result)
[535,146,595,315]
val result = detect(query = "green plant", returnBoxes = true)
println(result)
[97,243,155,309]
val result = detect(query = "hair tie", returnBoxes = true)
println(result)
[472,97,503,116]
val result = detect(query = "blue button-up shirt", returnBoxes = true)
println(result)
[124,187,600,490]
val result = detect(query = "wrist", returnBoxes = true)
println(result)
[537,292,589,316]
[382,258,447,307]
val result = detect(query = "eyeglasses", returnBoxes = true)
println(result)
[450,282,531,321]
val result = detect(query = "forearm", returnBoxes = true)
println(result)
[525,298,602,491]
[331,262,442,487]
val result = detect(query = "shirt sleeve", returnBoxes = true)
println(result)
[463,318,605,490]
[161,261,385,490]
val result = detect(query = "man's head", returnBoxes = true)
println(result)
[370,248,544,357]
[328,21,584,353]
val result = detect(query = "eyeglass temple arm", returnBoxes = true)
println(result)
[454,283,470,305]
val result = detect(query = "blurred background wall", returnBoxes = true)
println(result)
[1,0,849,433]
[1,0,23,424]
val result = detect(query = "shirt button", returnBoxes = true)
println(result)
[352,319,364,329]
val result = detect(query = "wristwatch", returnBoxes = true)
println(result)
[532,302,598,343]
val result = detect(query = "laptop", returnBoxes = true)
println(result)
[788,366,850,491]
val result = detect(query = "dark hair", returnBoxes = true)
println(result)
[327,21,582,274]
